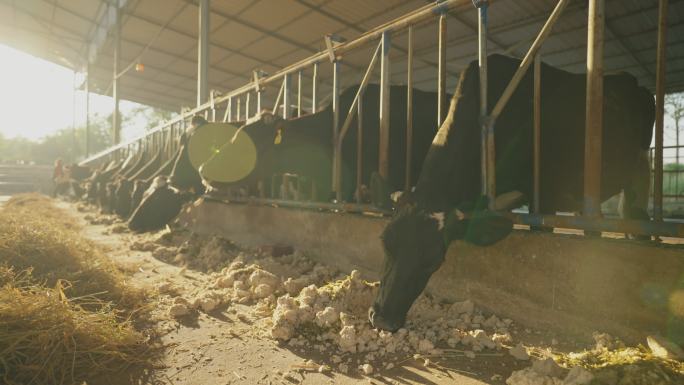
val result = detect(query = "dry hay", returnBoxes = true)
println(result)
[3,193,78,230]
[0,198,145,312]
[506,334,684,385]
[0,194,156,385]
[552,343,684,385]
[0,268,154,385]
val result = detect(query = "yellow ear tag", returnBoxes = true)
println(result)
[274,128,283,145]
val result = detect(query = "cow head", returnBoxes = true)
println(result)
[369,193,514,332]
[369,201,446,332]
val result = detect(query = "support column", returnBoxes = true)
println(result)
[379,31,391,180]
[112,1,121,144]
[477,0,493,206]
[437,12,447,127]
[197,0,210,107]
[583,0,605,218]
[654,0,668,220]
[283,73,292,119]
[297,70,303,117]
[312,62,318,113]
[406,25,414,191]
[331,60,341,197]
[533,53,541,214]
[85,61,90,157]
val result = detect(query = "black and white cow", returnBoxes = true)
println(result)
[126,116,208,231]
[368,54,656,331]
[200,84,446,204]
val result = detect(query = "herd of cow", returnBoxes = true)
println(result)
[62,55,655,331]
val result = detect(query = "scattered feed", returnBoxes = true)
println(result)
[0,194,157,385]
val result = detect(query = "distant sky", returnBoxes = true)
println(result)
[0,44,148,141]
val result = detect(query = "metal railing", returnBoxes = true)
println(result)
[81,0,683,239]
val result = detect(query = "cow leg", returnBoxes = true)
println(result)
[370,172,392,209]
[619,150,652,240]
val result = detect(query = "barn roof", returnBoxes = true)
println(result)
[1,0,683,112]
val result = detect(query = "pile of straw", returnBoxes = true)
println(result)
[0,194,156,385]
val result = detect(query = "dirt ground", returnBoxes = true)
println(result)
[52,200,681,385]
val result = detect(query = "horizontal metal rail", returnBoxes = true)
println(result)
[79,0,471,165]
[202,194,684,238]
[509,213,684,238]
[203,195,392,216]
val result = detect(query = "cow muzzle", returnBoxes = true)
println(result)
[368,305,402,332]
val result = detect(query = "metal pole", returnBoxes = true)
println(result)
[197,0,210,107]
[583,0,605,218]
[489,0,570,120]
[654,0,668,221]
[223,97,232,122]
[406,25,414,191]
[379,31,391,180]
[332,60,341,199]
[85,61,90,157]
[336,42,382,198]
[477,1,493,206]
[533,53,542,214]
[338,41,382,142]
[273,80,285,114]
[297,70,303,117]
[210,90,216,121]
[283,74,291,119]
[437,12,447,127]
[112,1,121,145]
[312,62,318,113]
[246,92,251,119]
[257,89,262,113]
[356,94,364,203]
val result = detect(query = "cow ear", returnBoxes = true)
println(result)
[391,190,416,210]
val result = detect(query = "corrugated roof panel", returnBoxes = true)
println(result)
[238,0,310,31]
[237,36,300,63]
[212,21,267,50]
[211,0,257,16]
[275,8,347,46]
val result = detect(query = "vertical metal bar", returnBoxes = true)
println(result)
[112,2,121,145]
[283,74,292,119]
[583,0,605,218]
[478,1,494,206]
[312,62,318,113]
[85,61,90,156]
[332,60,341,198]
[654,0,668,221]
[257,88,262,114]
[533,53,542,214]
[406,25,414,191]
[356,94,364,203]
[273,79,285,114]
[210,91,216,121]
[379,31,392,180]
[297,70,303,117]
[197,0,210,107]
[223,97,231,122]
[237,97,242,121]
[246,92,251,119]
[437,12,447,127]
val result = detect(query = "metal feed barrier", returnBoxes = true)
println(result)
[80,0,684,239]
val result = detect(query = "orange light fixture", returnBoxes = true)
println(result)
[135,63,145,72]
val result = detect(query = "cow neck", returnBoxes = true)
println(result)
[414,68,469,213]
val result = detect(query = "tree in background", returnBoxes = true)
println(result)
[0,105,176,165]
